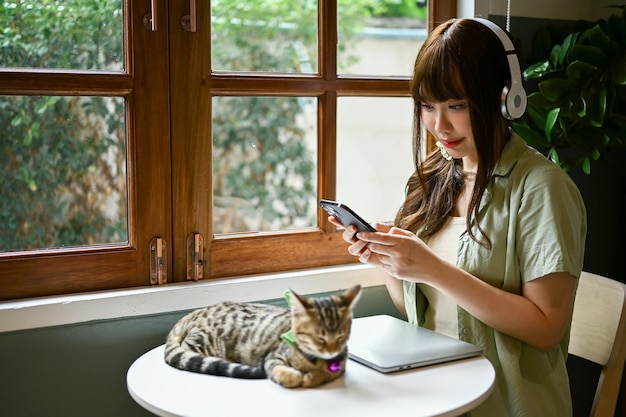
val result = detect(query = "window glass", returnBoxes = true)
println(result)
[337,1,427,76]
[212,96,317,234]
[0,0,124,71]
[336,97,414,224]
[211,0,318,73]
[0,95,128,252]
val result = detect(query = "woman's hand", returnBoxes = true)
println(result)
[328,215,443,283]
[327,216,407,316]
[356,226,445,284]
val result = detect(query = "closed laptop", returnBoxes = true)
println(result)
[348,315,483,373]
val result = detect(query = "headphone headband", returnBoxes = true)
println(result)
[469,17,527,120]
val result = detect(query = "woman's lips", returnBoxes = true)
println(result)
[439,138,463,148]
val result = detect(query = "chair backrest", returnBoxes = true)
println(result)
[569,271,626,417]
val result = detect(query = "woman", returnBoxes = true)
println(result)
[330,18,586,416]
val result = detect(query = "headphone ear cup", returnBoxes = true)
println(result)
[501,83,527,120]
[500,85,512,119]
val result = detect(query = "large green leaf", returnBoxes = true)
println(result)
[524,60,550,79]
[582,156,591,174]
[538,78,572,102]
[571,44,607,67]
[548,147,561,165]
[588,24,618,56]
[584,84,608,127]
[511,120,551,149]
[559,32,579,65]
[565,60,597,81]
[568,95,587,119]
[527,91,555,108]
[549,44,563,69]
[525,97,550,131]
[545,107,560,140]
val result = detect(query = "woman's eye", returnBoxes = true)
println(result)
[421,103,434,111]
[449,102,468,110]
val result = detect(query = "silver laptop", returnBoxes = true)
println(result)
[348,315,483,373]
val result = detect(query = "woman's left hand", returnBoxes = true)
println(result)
[357,225,444,284]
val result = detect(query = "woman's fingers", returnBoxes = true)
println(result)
[327,216,360,243]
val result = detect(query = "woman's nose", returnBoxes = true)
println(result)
[435,111,452,134]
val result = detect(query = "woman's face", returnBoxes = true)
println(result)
[420,99,478,170]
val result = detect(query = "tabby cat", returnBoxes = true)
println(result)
[164,285,361,388]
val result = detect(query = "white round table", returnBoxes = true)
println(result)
[127,345,495,417]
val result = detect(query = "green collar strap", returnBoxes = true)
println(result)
[281,289,296,346]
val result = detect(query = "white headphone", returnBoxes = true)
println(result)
[471,18,527,120]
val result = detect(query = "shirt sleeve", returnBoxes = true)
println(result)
[515,163,587,282]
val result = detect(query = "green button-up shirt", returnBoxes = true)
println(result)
[404,133,587,417]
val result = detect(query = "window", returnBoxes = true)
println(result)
[0,0,456,301]
[0,1,170,299]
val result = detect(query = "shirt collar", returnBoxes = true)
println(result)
[493,132,527,177]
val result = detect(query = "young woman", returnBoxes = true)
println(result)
[330,18,586,416]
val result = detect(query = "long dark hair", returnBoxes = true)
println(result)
[395,18,516,248]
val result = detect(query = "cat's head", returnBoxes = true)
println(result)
[289,285,361,360]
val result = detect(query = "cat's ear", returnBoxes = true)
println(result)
[288,289,308,318]
[341,285,362,309]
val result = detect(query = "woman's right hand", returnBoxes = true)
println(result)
[327,216,389,267]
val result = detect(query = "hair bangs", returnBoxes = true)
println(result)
[412,31,467,104]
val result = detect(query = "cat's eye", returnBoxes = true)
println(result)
[318,337,327,346]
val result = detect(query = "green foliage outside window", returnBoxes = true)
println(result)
[0,0,126,252]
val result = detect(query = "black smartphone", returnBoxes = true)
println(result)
[320,199,376,233]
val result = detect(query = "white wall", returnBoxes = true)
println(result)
[460,0,616,21]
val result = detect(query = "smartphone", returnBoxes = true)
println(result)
[320,199,376,233]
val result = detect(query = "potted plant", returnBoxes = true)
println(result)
[512,6,626,174]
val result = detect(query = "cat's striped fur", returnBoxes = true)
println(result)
[164,285,361,388]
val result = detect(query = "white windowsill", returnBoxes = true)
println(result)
[0,264,384,333]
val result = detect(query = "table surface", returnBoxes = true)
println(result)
[127,345,495,417]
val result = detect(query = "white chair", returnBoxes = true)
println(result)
[568,271,626,417]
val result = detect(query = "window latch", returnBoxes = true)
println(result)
[143,0,158,31]
[186,233,205,281]
[149,237,167,285]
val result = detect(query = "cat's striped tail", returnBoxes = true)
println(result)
[164,344,266,379]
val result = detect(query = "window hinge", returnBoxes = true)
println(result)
[180,0,197,32]
[186,233,205,281]
[149,237,167,285]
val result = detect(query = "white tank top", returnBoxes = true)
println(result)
[419,216,466,339]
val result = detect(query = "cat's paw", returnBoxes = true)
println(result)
[301,370,329,388]
[270,365,304,388]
